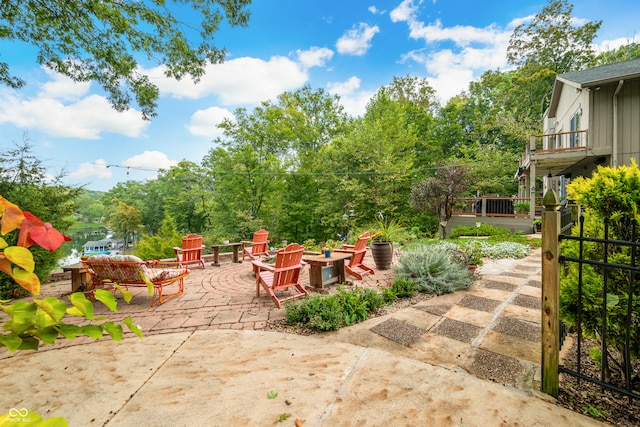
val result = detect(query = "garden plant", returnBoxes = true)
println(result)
[560,160,640,384]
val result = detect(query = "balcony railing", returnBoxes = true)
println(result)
[452,197,541,218]
[530,129,588,152]
[520,129,588,170]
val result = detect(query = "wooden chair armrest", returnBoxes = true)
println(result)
[252,260,275,272]
[334,248,354,254]
[342,244,356,250]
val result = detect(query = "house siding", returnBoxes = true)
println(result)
[618,79,640,165]
[546,85,589,149]
[591,85,614,154]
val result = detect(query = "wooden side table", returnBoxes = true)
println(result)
[302,252,352,289]
[62,264,92,292]
[210,243,242,266]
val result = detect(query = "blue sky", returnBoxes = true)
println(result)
[1,0,638,192]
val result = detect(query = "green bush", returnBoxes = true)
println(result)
[134,215,182,260]
[390,276,418,298]
[561,160,640,379]
[513,201,530,214]
[380,285,397,305]
[394,244,473,295]
[449,223,511,238]
[284,286,384,331]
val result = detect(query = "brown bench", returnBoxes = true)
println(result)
[83,255,188,307]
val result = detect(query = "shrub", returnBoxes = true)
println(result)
[477,241,530,259]
[390,276,418,298]
[513,201,530,214]
[394,244,473,295]
[380,285,397,305]
[560,160,640,380]
[449,223,511,238]
[284,286,384,331]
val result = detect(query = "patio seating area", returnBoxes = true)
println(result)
[0,247,607,426]
[20,248,541,392]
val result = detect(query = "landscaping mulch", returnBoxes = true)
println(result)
[557,334,640,426]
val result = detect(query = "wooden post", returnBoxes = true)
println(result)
[541,189,561,397]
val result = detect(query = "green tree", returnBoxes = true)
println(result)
[506,0,601,112]
[105,200,142,249]
[157,161,214,234]
[455,142,519,196]
[596,42,640,65]
[507,0,601,73]
[76,191,106,224]
[274,86,351,242]
[135,214,182,260]
[0,0,252,119]
[102,180,165,235]
[0,139,80,297]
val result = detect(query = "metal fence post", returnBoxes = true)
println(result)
[541,189,561,397]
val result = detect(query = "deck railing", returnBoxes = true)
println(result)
[520,129,588,168]
[452,197,540,218]
[530,129,588,151]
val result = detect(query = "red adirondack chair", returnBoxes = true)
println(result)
[174,233,206,269]
[241,229,270,260]
[252,243,307,308]
[334,232,375,280]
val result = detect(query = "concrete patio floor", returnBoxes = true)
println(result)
[0,248,606,426]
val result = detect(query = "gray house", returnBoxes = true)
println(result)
[83,239,113,254]
[517,58,640,212]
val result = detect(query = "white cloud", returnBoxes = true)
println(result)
[407,19,504,47]
[390,0,513,103]
[69,159,112,179]
[187,106,235,138]
[38,69,91,101]
[148,56,308,105]
[336,23,380,56]
[327,76,374,117]
[368,6,387,15]
[296,46,334,70]
[327,76,362,96]
[0,89,148,139]
[390,0,419,23]
[594,35,640,54]
[122,151,178,171]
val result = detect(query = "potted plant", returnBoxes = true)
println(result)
[533,218,542,233]
[323,239,338,257]
[370,213,406,270]
[513,201,530,215]
[461,240,483,272]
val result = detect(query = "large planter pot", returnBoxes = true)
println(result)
[371,241,393,270]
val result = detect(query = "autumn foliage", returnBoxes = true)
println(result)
[0,195,71,295]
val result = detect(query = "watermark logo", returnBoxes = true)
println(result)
[8,408,31,422]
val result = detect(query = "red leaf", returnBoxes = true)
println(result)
[29,222,69,252]
[16,212,43,248]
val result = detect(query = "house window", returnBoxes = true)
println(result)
[569,110,581,148]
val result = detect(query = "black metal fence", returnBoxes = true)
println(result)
[558,215,640,400]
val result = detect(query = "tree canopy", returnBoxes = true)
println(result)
[0,0,252,119]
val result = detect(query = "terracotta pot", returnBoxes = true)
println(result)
[371,241,393,270]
